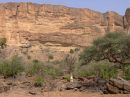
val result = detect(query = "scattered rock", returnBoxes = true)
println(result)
[106,83,120,94]
[0,85,10,93]
[28,91,37,95]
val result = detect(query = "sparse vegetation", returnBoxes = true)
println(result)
[69,49,74,54]
[63,52,78,82]
[43,65,63,78]
[34,76,45,87]
[0,32,128,82]
[27,60,63,78]
[27,60,43,76]
[77,69,96,78]
[124,66,130,80]
[77,61,117,79]
[0,55,24,78]
[79,32,130,80]
[0,38,6,49]
[94,63,118,79]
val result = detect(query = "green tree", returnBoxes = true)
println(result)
[80,32,130,65]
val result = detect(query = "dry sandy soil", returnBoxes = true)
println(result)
[0,91,130,97]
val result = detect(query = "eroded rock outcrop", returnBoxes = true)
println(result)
[0,2,129,60]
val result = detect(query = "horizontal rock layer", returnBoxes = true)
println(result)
[0,2,129,60]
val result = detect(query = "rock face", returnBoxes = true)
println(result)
[0,2,129,60]
[105,79,130,94]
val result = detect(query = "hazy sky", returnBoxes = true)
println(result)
[0,0,130,15]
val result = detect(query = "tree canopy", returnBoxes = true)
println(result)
[80,32,130,65]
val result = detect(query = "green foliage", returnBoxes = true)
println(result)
[80,32,130,65]
[74,48,80,52]
[27,61,43,76]
[63,75,71,82]
[27,61,63,78]
[124,66,130,80]
[94,63,118,79]
[78,70,96,77]
[0,38,6,49]
[69,49,74,54]
[77,61,117,79]
[0,55,24,78]
[43,65,63,78]
[34,76,45,87]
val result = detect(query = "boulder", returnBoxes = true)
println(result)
[110,79,124,89]
[106,83,120,94]
[105,78,130,94]
[65,82,82,90]
[124,82,130,92]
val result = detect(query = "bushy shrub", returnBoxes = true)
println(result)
[69,49,74,54]
[0,55,24,78]
[94,63,117,79]
[43,65,63,78]
[63,75,71,82]
[27,61,43,76]
[77,61,118,79]
[78,70,96,77]
[27,61,63,78]
[0,38,6,48]
[34,76,45,87]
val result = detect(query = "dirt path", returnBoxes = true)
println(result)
[0,91,130,97]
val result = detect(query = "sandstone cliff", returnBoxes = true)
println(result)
[0,2,129,60]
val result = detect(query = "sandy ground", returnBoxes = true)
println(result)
[0,91,130,97]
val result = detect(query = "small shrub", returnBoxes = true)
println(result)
[69,49,74,54]
[0,55,24,78]
[124,66,130,80]
[34,77,45,87]
[94,63,118,79]
[28,61,43,76]
[74,48,80,52]
[0,38,6,48]
[77,61,118,79]
[52,60,62,65]
[27,61,63,78]
[43,65,63,78]
[63,75,71,82]
[78,70,96,77]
